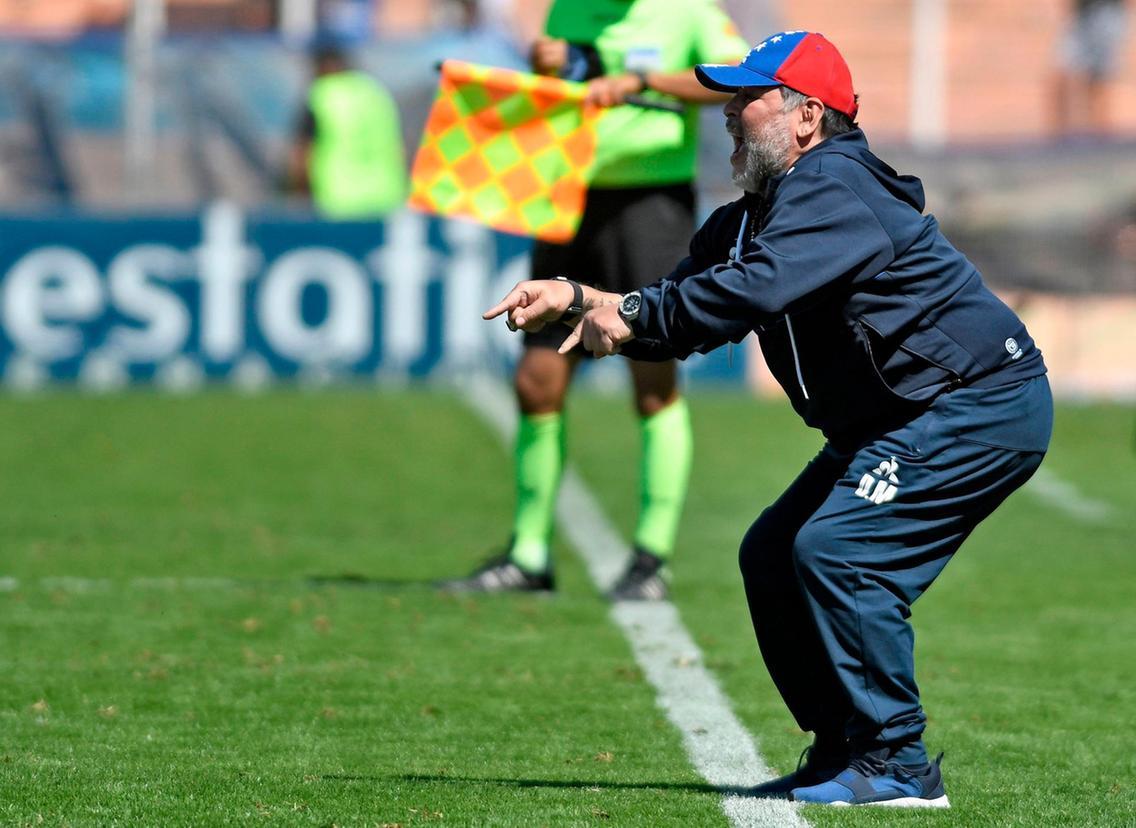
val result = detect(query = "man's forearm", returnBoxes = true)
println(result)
[580,285,622,312]
[637,68,735,104]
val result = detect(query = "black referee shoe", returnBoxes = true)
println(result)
[438,553,554,593]
[608,548,669,601]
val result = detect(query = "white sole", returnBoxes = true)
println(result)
[831,795,951,808]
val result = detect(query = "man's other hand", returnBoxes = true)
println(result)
[559,304,634,356]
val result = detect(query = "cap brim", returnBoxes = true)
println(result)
[695,63,779,92]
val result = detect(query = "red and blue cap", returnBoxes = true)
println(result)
[696,31,858,119]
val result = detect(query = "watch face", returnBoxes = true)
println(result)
[620,292,642,319]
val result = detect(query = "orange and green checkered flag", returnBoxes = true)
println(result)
[408,60,600,243]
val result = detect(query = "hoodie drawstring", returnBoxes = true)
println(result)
[784,314,809,401]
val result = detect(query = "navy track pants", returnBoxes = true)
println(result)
[739,376,1053,762]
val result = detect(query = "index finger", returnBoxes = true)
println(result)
[557,316,583,355]
[483,288,528,320]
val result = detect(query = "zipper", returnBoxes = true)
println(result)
[784,314,809,400]
[731,203,804,395]
[726,210,749,368]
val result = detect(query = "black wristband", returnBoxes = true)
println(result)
[633,70,650,92]
[554,276,585,315]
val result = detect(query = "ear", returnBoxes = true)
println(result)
[796,98,825,140]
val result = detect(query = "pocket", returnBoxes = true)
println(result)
[872,401,940,460]
[858,319,962,402]
[946,376,1053,453]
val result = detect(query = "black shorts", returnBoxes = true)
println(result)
[524,182,695,351]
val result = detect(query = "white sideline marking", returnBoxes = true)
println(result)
[1026,467,1114,523]
[461,376,807,828]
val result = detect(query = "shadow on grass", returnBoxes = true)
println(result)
[305,574,440,590]
[318,773,758,797]
[305,573,560,598]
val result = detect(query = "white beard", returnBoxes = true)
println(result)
[733,116,793,191]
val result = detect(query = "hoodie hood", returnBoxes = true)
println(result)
[794,130,926,213]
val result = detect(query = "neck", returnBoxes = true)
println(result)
[788,132,827,167]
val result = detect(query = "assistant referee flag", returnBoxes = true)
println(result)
[408,60,600,243]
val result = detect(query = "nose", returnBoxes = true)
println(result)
[723,90,744,118]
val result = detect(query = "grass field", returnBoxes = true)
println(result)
[1,387,1133,826]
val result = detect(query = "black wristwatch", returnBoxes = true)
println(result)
[633,70,650,93]
[553,276,585,316]
[618,290,642,322]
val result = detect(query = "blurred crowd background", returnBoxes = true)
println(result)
[0,0,1133,394]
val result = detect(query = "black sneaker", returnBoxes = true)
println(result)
[608,548,669,601]
[748,741,851,799]
[438,553,554,593]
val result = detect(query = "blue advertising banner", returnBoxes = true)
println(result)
[0,205,745,389]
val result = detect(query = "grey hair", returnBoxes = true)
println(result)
[779,86,857,137]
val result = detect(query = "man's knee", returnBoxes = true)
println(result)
[635,392,679,419]
[790,520,843,583]
[514,349,571,414]
[629,360,679,417]
[739,509,791,578]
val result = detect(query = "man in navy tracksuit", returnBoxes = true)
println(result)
[485,31,1052,808]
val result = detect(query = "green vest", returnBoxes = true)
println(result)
[308,71,406,218]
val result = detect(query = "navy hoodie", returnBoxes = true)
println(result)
[624,129,1046,450]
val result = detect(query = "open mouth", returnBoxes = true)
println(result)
[726,119,744,160]
[729,133,744,161]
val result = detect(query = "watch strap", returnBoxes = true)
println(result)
[554,276,585,315]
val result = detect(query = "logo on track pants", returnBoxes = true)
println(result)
[855,456,900,505]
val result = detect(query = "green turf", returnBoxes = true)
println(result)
[0,391,721,826]
[0,388,1133,826]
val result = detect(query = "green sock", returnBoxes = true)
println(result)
[634,398,692,559]
[509,412,565,573]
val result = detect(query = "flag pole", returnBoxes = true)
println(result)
[430,63,684,113]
